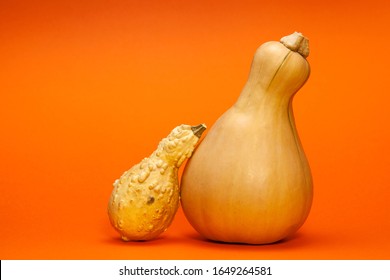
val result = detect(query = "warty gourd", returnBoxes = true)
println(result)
[108,124,206,241]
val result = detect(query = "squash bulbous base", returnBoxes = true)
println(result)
[184,214,307,245]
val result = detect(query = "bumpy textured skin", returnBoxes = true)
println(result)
[108,124,204,241]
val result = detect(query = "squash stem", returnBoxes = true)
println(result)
[191,124,207,138]
[280,32,310,58]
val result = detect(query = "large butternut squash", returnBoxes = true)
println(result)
[180,32,313,244]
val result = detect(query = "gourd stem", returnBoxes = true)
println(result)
[191,124,207,138]
[280,32,310,58]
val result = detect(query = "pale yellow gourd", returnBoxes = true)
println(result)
[180,32,313,244]
[108,124,206,241]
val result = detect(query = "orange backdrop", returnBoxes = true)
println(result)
[1,0,390,259]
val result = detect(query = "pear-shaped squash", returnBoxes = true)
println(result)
[108,124,206,241]
[180,32,313,244]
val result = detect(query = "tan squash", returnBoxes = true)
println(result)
[108,124,206,241]
[180,32,313,244]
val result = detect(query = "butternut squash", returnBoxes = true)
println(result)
[108,124,206,241]
[180,32,313,244]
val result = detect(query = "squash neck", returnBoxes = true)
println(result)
[233,34,310,117]
[153,124,206,167]
[234,83,294,118]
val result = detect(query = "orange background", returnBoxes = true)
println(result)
[1,0,390,260]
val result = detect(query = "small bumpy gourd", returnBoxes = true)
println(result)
[181,32,313,244]
[108,124,206,241]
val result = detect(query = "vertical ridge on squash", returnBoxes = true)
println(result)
[180,32,313,244]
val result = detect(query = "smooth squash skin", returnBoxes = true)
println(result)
[180,33,313,244]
